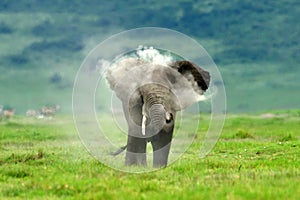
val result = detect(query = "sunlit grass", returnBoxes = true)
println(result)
[0,111,299,199]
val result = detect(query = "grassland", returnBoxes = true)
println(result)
[0,111,299,199]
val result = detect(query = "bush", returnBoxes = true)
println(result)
[234,129,255,139]
[28,38,83,52]
[50,73,62,84]
[0,22,13,34]
[8,54,29,65]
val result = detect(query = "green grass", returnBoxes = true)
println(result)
[0,112,299,199]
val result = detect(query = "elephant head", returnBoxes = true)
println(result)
[107,58,210,167]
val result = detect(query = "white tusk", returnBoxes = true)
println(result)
[166,112,171,121]
[142,114,146,136]
[142,104,146,136]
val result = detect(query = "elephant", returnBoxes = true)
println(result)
[106,57,210,167]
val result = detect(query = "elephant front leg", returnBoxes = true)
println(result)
[151,128,174,168]
[125,135,147,166]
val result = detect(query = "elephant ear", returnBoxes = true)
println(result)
[167,61,210,111]
[169,61,210,91]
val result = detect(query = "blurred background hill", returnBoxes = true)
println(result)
[0,0,299,113]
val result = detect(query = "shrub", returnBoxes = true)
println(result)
[0,22,13,34]
[50,73,62,84]
[235,129,255,139]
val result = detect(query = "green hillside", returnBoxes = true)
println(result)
[0,0,299,113]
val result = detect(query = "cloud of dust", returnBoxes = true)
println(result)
[136,46,174,66]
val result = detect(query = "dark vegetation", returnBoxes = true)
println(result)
[2,0,297,64]
[0,22,13,34]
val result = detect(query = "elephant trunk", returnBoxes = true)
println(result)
[141,85,169,136]
[148,104,165,135]
[146,95,173,168]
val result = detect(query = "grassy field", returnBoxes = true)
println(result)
[0,111,299,199]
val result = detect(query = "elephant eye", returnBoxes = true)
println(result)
[165,112,173,124]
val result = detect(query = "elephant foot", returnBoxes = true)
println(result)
[125,135,147,166]
[152,143,171,168]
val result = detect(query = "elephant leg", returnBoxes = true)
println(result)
[150,126,174,167]
[125,135,147,166]
[121,99,147,166]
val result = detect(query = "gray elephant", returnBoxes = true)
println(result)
[106,58,210,167]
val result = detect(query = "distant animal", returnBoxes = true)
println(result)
[3,109,15,119]
[26,109,38,117]
[40,105,60,118]
[0,105,3,115]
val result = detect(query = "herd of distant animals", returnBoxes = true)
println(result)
[0,105,60,120]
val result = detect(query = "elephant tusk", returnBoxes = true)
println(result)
[142,114,146,135]
[142,104,147,136]
[166,112,172,121]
